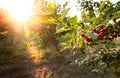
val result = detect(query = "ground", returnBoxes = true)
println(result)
[0,35,51,78]
[0,46,117,78]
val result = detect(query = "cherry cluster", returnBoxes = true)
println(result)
[93,27,108,40]
[81,26,119,45]
[81,34,93,45]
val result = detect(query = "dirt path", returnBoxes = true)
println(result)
[0,37,50,78]
[0,25,47,78]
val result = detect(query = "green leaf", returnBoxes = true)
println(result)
[115,1,120,11]
[60,42,68,46]
[57,8,70,22]
[79,38,85,48]
[98,0,109,13]
[36,19,56,24]
[60,46,71,52]
[61,8,70,17]
[55,27,72,36]
[113,11,120,19]
[48,2,55,14]
[69,16,78,26]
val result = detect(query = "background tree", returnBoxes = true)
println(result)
[0,9,16,54]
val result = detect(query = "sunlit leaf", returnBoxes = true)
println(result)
[79,38,84,48]
[98,0,109,13]
[48,2,55,14]
[60,46,70,52]
[61,8,70,17]
[113,11,120,19]
[69,16,78,26]
[55,27,72,36]
[35,19,56,24]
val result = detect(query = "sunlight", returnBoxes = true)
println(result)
[0,0,34,21]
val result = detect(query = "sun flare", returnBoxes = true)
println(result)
[0,0,34,21]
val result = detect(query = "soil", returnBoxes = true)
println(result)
[0,50,116,78]
[0,53,36,78]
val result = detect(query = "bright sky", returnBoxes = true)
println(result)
[0,0,34,21]
[0,0,119,20]
[52,0,119,20]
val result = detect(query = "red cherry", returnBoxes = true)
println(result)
[81,34,86,38]
[81,34,88,39]
[85,38,93,42]
[111,30,119,33]
[98,32,104,40]
[101,27,108,33]
[93,29,100,34]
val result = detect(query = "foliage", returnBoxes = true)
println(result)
[76,0,120,77]
[0,9,15,54]
[0,9,28,54]
[30,0,120,77]
[29,0,61,51]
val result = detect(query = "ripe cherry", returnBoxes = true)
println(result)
[81,34,86,38]
[111,30,119,33]
[85,37,93,42]
[93,29,100,34]
[81,34,88,39]
[98,32,104,40]
[101,27,108,33]
[81,34,93,43]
